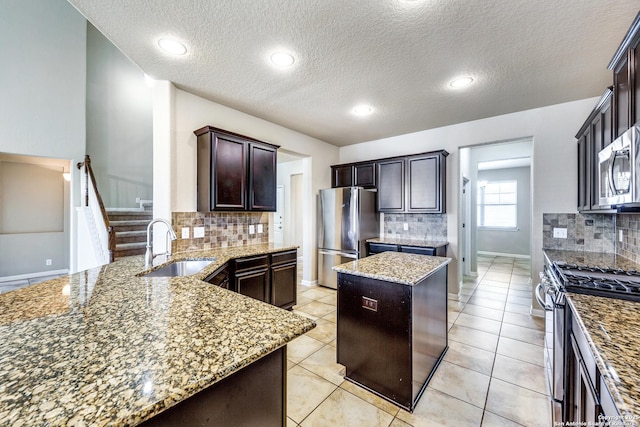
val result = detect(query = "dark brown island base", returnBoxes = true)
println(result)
[333,251,451,412]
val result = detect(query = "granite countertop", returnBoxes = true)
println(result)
[0,243,315,427]
[543,249,640,271]
[567,294,640,424]
[543,249,640,423]
[332,251,451,285]
[367,237,449,248]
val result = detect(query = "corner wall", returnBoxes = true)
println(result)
[0,0,86,276]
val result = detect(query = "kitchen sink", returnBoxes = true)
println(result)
[140,260,214,277]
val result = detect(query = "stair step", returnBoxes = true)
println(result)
[110,220,150,232]
[115,230,148,244]
[107,210,153,222]
[116,242,147,251]
[114,247,146,258]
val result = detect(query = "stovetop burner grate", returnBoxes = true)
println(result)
[552,262,640,302]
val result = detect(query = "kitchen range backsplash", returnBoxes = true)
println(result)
[542,213,615,252]
[616,214,640,264]
[171,212,269,252]
[383,213,447,241]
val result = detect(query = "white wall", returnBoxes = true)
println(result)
[0,0,86,276]
[153,86,339,283]
[339,98,596,296]
[86,23,153,208]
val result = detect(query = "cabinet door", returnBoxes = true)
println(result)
[577,135,591,212]
[235,268,269,303]
[332,165,354,188]
[214,134,247,210]
[249,143,277,211]
[614,54,631,138]
[271,262,297,309]
[354,162,376,188]
[407,154,444,213]
[377,159,405,212]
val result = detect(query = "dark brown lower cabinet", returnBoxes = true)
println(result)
[233,255,270,303]
[565,305,608,425]
[140,347,286,427]
[336,265,448,411]
[270,249,297,310]
[206,249,298,309]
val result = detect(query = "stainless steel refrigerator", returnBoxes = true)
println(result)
[317,187,379,289]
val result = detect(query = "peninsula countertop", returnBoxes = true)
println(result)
[0,243,315,427]
[543,249,640,423]
[332,251,451,285]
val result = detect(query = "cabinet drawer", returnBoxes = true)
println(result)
[235,255,269,272]
[399,246,436,256]
[271,249,297,266]
[368,243,398,255]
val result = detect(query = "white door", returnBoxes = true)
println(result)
[274,185,284,243]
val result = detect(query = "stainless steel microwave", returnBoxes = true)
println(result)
[598,125,640,207]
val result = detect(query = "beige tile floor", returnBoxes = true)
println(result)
[288,255,551,426]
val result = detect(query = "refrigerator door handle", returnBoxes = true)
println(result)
[318,250,358,259]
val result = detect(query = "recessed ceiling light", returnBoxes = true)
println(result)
[270,52,295,67]
[157,38,187,55]
[449,76,474,88]
[352,105,374,116]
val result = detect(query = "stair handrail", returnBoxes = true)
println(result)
[77,155,115,263]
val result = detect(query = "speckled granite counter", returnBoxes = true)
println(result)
[366,237,449,249]
[543,249,640,271]
[333,251,451,285]
[543,249,640,423]
[567,294,640,424]
[0,243,315,426]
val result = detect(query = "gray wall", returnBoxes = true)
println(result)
[86,23,153,208]
[0,0,86,277]
[477,166,531,256]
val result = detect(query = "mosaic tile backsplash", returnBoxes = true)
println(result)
[542,213,615,253]
[383,213,447,241]
[616,213,640,264]
[171,212,269,252]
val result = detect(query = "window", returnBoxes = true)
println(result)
[477,180,517,228]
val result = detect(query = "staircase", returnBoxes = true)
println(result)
[106,206,153,259]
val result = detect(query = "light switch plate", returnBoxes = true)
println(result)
[249,225,255,235]
[553,227,567,239]
[403,223,409,231]
[194,227,205,238]
[181,227,190,239]
[257,224,263,233]
[620,229,624,242]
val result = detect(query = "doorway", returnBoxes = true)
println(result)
[459,138,533,278]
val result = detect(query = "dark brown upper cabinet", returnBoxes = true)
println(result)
[377,150,448,214]
[195,126,279,212]
[608,11,640,138]
[575,88,613,212]
[330,161,376,188]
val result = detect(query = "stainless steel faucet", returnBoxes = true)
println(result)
[145,218,178,269]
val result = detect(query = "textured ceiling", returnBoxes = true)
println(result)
[67,0,639,147]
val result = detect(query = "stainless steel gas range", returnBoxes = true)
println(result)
[537,254,640,423]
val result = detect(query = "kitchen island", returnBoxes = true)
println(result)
[0,244,315,426]
[333,251,450,411]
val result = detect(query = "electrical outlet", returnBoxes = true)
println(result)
[46,259,52,266]
[619,229,624,242]
[194,227,205,238]
[181,227,190,239]
[249,225,255,235]
[553,228,567,239]
[403,223,409,231]
[257,224,263,233]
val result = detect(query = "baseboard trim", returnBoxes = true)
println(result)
[0,269,69,283]
[530,306,544,318]
[478,251,531,260]
[301,280,318,286]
